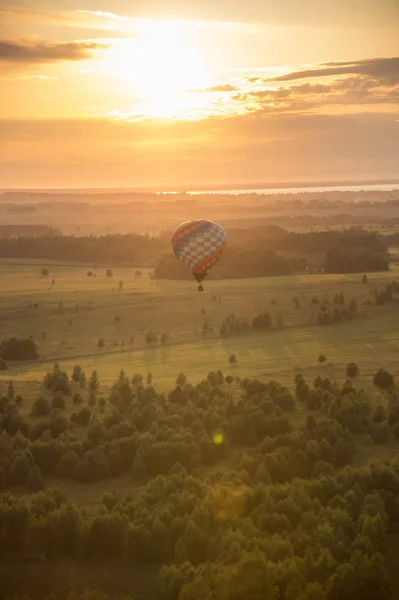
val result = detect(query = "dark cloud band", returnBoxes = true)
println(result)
[0,40,107,63]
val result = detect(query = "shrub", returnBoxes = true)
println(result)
[106,268,114,278]
[225,375,234,385]
[373,368,394,390]
[346,362,359,378]
[318,354,327,364]
[229,354,237,365]
[98,338,105,348]
[0,357,8,370]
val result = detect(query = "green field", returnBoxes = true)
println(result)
[1,261,399,393]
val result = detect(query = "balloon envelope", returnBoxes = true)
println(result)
[171,220,227,279]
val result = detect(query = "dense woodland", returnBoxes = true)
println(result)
[1,361,399,599]
[0,227,391,277]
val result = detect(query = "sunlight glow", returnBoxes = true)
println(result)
[104,21,210,116]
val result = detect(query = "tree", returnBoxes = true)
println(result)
[26,465,45,492]
[72,365,84,383]
[71,406,92,426]
[176,372,187,386]
[32,396,51,417]
[106,268,114,278]
[41,268,49,277]
[0,337,39,361]
[145,330,157,344]
[9,453,31,486]
[0,357,8,370]
[7,380,15,399]
[362,274,368,284]
[318,354,327,364]
[98,337,105,348]
[373,404,386,423]
[346,362,359,378]
[229,354,237,365]
[73,392,83,405]
[373,368,394,390]
[89,371,99,392]
[87,271,93,277]
[52,391,66,410]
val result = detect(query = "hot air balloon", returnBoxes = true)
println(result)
[171,220,227,291]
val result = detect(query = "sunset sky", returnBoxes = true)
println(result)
[1,0,398,188]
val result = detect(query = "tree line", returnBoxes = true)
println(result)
[0,228,390,277]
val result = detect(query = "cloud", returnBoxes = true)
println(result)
[75,10,129,22]
[269,56,399,85]
[0,39,107,63]
[205,84,237,92]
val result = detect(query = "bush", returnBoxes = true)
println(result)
[0,357,7,370]
[52,391,66,410]
[98,338,105,348]
[106,268,114,278]
[373,368,394,390]
[225,375,234,385]
[228,354,237,365]
[346,362,359,378]
[32,396,51,417]
[318,354,327,364]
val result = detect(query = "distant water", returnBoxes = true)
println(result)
[188,183,399,196]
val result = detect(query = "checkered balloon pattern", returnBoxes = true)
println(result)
[171,220,227,275]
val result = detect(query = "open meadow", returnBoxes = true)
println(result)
[1,260,399,392]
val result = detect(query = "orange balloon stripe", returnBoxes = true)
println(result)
[193,244,226,274]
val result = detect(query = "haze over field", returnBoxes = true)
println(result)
[1,0,398,188]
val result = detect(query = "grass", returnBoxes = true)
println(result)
[1,261,399,394]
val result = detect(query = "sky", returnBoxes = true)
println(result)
[0,0,398,188]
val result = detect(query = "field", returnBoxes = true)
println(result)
[1,260,399,393]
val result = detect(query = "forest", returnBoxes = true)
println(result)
[1,361,399,599]
[0,227,391,277]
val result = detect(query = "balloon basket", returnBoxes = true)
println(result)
[198,284,204,292]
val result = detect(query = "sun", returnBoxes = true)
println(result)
[104,21,209,112]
